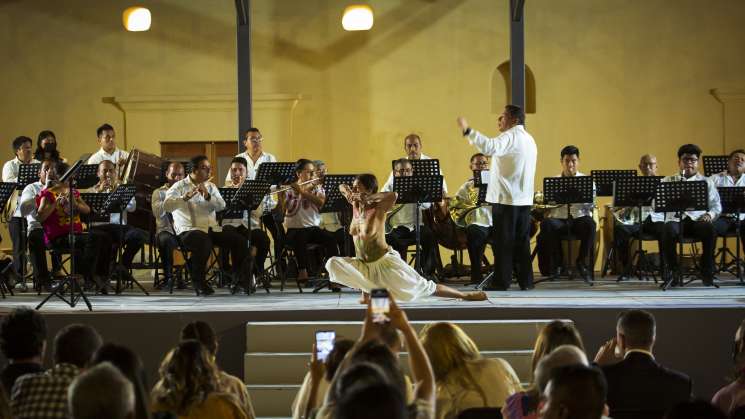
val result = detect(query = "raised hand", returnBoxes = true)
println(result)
[457,116,469,132]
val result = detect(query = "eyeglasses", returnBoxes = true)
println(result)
[681,157,699,163]
[247,136,263,143]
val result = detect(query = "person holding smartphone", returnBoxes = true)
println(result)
[326,174,486,302]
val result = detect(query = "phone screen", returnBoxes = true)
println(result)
[370,288,390,323]
[315,330,336,362]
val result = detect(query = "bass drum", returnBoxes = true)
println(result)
[120,149,165,235]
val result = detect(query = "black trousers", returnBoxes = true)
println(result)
[156,231,178,280]
[285,227,338,270]
[262,212,286,262]
[661,218,716,278]
[179,229,249,287]
[539,216,596,272]
[222,224,270,274]
[491,204,534,289]
[613,219,665,273]
[713,217,745,246]
[386,224,437,275]
[330,228,355,257]
[49,233,101,278]
[9,217,26,277]
[28,228,63,284]
[465,225,493,284]
[92,224,148,269]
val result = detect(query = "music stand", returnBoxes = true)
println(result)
[18,163,41,189]
[654,180,711,289]
[590,170,637,197]
[315,175,356,292]
[409,159,440,176]
[37,160,92,311]
[717,186,745,282]
[703,156,729,177]
[393,175,443,274]
[0,183,17,297]
[613,176,664,282]
[542,176,596,284]
[73,164,101,189]
[256,162,296,185]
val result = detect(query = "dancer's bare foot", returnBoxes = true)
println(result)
[359,292,370,304]
[462,291,488,301]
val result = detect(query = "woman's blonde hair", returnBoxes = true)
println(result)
[154,340,220,416]
[531,320,585,376]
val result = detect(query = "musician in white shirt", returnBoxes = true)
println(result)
[2,136,40,280]
[538,145,596,281]
[383,158,438,277]
[163,155,249,295]
[19,159,58,290]
[711,149,745,255]
[86,123,129,167]
[151,162,186,289]
[458,105,537,290]
[279,159,338,284]
[660,144,721,285]
[223,127,277,184]
[221,157,272,279]
[381,133,448,194]
[613,155,666,280]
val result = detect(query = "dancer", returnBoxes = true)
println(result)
[325,174,487,302]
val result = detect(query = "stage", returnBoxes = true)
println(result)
[1,274,744,406]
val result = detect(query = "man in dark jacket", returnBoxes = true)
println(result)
[0,308,47,393]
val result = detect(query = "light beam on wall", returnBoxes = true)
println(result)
[342,4,373,31]
[123,6,151,32]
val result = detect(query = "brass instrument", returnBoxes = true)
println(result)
[384,203,406,234]
[448,183,480,228]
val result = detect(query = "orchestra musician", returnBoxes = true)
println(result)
[659,144,721,285]
[711,149,745,248]
[382,133,448,194]
[163,155,249,295]
[613,154,665,280]
[449,153,495,285]
[2,136,40,280]
[314,160,354,257]
[383,158,439,277]
[86,124,129,169]
[221,156,273,281]
[34,130,66,164]
[457,105,537,290]
[151,161,186,289]
[224,127,277,183]
[537,145,596,281]
[35,162,102,288]
[278,159,339,284]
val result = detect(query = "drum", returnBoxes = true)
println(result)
[121,149,165,234]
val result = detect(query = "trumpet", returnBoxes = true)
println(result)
[268,177,320,195]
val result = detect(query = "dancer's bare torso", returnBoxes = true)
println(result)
[349,193,396,263]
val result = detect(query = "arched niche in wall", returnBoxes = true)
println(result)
[492,61,536,114]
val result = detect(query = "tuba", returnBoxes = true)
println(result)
[448,183,480,228]
[384,203,406,234]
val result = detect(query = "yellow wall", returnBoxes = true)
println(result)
[2,0,745,263]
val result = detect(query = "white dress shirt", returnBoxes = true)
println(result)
[87,147,129,165]
[151,185,172,235]
[164,177,226,234]
[3,157,41,217]
[224,151,277,184]
[660,172,721,222]
[711,171,745,220]
[547,172,596,219]
[381,178,431,231]
[466,125,537,206]
[381,153,449,194]
[454,180,492,227]
[19,182,44,232]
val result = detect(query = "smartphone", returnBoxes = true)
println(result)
[315,330,336,362]
[370,288,390,323]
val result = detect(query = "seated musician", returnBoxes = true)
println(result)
[613,154,665,280]
[711,149,745,248]
[660,144,721,286]
[34,130,67,164]
[314,160,354,257]
[538,145,596,280]
[382,133,449,194]
[278,159,338,283]
[450,153,494,284]
[2,136,40,281]
[87,123,129,167]
[224,127,277,183]
[222,156,273,279]
[34,162,102,288]
[19,159,61,291]
[382,158,438,277]
[88,160,148,287]
[151,161,186,289]
[163,155,249,295]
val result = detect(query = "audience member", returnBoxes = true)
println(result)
[712,319,745,415]
[420,322,522,419]
[594,310,691,418]
[291,339,354,419]
[335,365,408,419]
[0,383,10,419]
[503,345,588,419]
[538,364,607,419]
[151,340,247,419]
[179,321,255,419]
[0,307,47,393]
[68,362,134,419]
[11,323,102,419]
[664,400,726,419]
[90,343,152,419]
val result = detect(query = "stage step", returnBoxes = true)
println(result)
[244,350,534,385]
[244,319,565,418]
